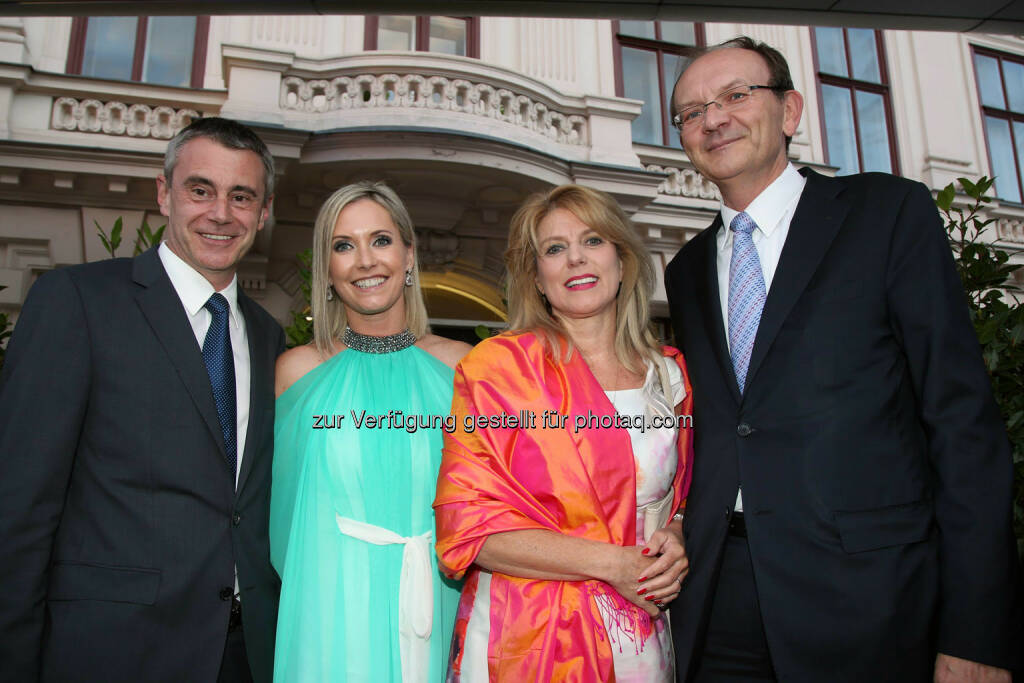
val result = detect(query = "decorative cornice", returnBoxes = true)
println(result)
[996,217,1024,244]
[51,97,200,139]
[644,164,721,200]
[279,73,587,146]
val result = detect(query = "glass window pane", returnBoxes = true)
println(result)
[658,21,696,46]
[618,20,656,40]
[1003,60,1024,113]
[854,90,892,173]
[848,29,881,83]
[1011,120,1024,202]
[622,47,661,145]
[141,17,196,87]
[82,16,137,81]
[378,15,415,51]
[822,84,859,176]
[429,17,466,55]
[1013,121,1024,201]
[975,54,1006,109]
[815,27,848,78]
[985,116,1020,202]
[663,52,688,149]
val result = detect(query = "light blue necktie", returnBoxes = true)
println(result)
[203,293,237,478]
[727,212,767,394]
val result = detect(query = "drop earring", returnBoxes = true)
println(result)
[326,286,334,301]
[405,270,413,287]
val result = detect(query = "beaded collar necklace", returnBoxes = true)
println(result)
[343,326,416,354]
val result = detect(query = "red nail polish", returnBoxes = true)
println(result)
[645,595,655,601]
[641,548,650,555]
[638,576,647,582]
[637,588,646,595]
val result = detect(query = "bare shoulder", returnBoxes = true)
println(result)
[275,343,329,397]
[416,334,473,370]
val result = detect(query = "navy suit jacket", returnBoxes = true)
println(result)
[0,247,285,682]
[665,169,1022,682]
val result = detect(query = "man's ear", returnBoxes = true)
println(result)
[257,195,273,232]
[782,89,804,139]
[156,175,171,217]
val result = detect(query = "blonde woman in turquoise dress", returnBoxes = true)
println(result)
[272,181,470,682]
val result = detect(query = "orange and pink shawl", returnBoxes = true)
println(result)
[434,331,694,682]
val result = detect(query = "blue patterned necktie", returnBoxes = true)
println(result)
[203,293,237,478]
[727,212,767,394]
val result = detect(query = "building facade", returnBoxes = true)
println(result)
[1,14,1022,341]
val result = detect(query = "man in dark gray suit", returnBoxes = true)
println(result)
[665,37,1021,683]
[0,117,285,682]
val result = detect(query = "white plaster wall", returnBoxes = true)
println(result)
[205,15,363,89]
[481,17,603,96]
[893,31,983,187]
[0,205,82,305]
[21,18,72,73]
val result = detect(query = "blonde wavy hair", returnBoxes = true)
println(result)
[504,183,662,376]
[310,180,429,356]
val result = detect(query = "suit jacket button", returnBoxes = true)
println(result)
[232,512,241,527]
[219,586,233,601]
[737,422,752,437]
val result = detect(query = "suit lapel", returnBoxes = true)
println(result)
[235,292,269,496]
[745,170,849,389]
[694,218,742,404]
[133,248,227,460]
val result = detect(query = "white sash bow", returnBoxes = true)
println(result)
[335,514,434,683]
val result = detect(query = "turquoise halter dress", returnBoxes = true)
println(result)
[270,344,461,682]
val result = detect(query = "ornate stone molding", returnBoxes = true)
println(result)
[279,73,587,146]
[51,97,199,139]
[417,229,459,266]
[996,217,1024,244]
[644,164,721,200]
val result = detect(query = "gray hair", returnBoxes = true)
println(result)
[164,116,275,200]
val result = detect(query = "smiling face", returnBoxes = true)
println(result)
[156,136,270,290]
[534,207,622,324]
[672,47,802,208]
[329,198,414,333]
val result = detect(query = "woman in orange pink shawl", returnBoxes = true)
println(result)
[434,184,694,682]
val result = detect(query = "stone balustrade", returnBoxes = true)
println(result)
[279,72,587,146]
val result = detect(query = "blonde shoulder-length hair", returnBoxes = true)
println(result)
[309,180,429,356]
[504,183,662,375]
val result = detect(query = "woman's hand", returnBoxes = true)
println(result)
[636,521,689,609]
[605,545,661,617]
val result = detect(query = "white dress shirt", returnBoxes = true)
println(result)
[158,242,250,488]
[715,163,806,511]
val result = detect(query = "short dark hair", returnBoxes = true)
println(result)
[676,35,796,149]
[164,117,275,201]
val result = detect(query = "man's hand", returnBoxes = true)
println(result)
[934,653,1010,683]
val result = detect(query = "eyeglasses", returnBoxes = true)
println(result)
[672,84,787,131]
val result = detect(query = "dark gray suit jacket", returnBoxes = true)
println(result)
[0,247,285,682]
[665,169,1022,682]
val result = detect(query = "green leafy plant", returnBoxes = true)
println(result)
[936,176,1024,560]
[95,217,123,258]
[134,218,166,255]
[474,324,499,341]
[95,217,166,258]
[0,285,11,374]
[284,249,314,348]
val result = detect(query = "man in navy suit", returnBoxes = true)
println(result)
[665,36,1021,682]
[0,117,285,682]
